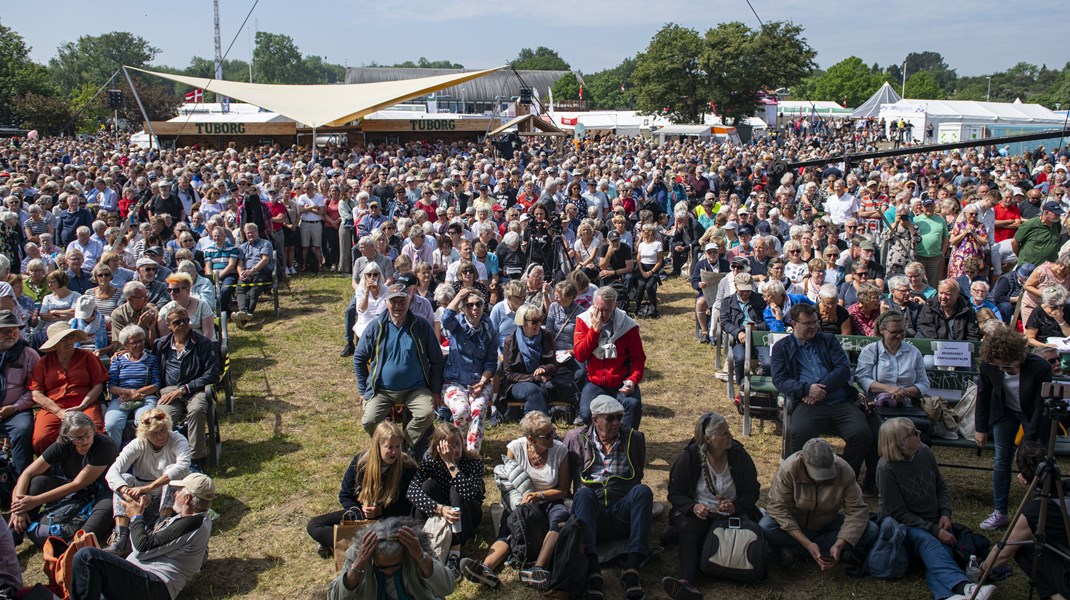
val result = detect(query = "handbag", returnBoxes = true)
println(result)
[332,510,371,572]
[699,516,767,582]
[422,515,452,563]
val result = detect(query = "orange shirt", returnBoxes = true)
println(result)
[28,350,109,409]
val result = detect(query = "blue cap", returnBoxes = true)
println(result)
[1016,262,1036,278]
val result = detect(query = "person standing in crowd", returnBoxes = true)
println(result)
[297,181,325,273]
[1013,201,1064,270]
[913,198,949,287]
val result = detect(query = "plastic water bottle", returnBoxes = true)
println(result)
[965,554,980,583]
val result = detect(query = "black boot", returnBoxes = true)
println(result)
[106,526,131,557]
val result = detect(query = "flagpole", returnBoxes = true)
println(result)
[122,67,156,150]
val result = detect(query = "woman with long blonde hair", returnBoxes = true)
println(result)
[306,421,417,558]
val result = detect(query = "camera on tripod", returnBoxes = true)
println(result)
[1042,381,1070,419]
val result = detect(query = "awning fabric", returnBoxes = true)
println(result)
[129,66,507,128]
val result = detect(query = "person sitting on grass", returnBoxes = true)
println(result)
[760,438,877,571]
[329,516,454,600]
[876,418,996,600]
[565,395,652,600]
[406,422,485,583]
[662,412,761,600]
[460,411,570,591]
[306,421,417,559]
[103,408,191,557]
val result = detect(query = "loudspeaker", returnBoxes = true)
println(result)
[107,90,123,109]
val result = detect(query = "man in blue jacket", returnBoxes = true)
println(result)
[354,286,443,452]
[770,303,872,479]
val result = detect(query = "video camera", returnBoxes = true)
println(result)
[1041,381,1070,419]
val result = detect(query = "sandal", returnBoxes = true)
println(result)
[661,576,703,600]
[621,568,645,600]
[584,572,605,600]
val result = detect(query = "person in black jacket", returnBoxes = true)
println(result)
[662,412,760,600]
[153,307,219,472]
[306,421,417,557]
[974,327,1053,531]
[917,279,981,341]
[720,273,768,392]
[668,210,701,277]
[691,243,729,344]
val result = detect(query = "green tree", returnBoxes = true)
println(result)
[904,71,945,99]
[702,21,815,125]
[9,92,71,134]
[253,32,306,84]
[551,71,583,101]
[48,32,158,94]
[390,57,464,69]
[633,24,707,123]
[302,55,345,84]
[182,56,253,82]
[0,22,56,125]
[586,57,636,110]
[887,51,957,95]
[810,56,884,107]
[65,83,108,133]
[511,47,570,71]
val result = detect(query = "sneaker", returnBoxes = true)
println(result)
[699,333,710,344]
[519,566,551,590]
[317,544,332,559]
[459,557,500,588]
[715,370,729,382]
[947,584,996,600]
[661,576,703,600]
[979,510,1008,531]
[445,553,462,583]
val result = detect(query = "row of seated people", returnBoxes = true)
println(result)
[316,407,1051,600]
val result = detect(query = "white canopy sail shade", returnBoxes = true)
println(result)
[129,65,507,128]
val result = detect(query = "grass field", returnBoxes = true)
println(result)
[19,274,1032,599]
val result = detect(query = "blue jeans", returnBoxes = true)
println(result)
[731,343,771,388]
[103,397,158,450]
[509,382,550,415]
[991,411,1028,514]
[571,484,652,559]
[218,273,237,314]
[579,382,641,430]
[71,546,170,600]
[0,410,33,474]
[759,513,878,555]
[344,298,356,345]
[904,526,968,600]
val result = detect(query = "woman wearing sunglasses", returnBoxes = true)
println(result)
[156,273,214,341]
[102,407,191,556]
[440,287,497,453]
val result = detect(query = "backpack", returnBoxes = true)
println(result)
[951,523,992,568]
[699,516,768,582]
[0,454,16,512]
[506,503,549,568]
[28,493,96,548]
[42,529,99,600]
[866,516,909,580]
[545,515,589,598]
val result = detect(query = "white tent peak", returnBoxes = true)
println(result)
[853,82,903,118]
[129,65,507,128]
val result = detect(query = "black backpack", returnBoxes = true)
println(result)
[546,515,589,598]
[0,454,17,512]
[506,503,549,568]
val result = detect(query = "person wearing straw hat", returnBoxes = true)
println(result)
[0,309,40,474]
[28,321,108,454]
[70,472,214,600]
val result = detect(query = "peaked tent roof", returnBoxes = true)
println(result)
[487,114,565,137]
[852,82,902,118]
[130,66,507,128]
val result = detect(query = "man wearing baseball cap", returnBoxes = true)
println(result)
[690,243,728,344]
[71,473,215,599]
[1012,200,1063,267]
[761,439,875,570]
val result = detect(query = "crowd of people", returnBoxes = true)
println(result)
[0,123,1068,599]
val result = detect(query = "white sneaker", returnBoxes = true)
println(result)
[947,583,995,600]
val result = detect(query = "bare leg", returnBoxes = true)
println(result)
[534,530,559,567]
[483,540,511,571]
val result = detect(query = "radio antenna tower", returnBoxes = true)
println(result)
[213,0,224,80]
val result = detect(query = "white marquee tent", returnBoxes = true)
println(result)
[852,82,902,118]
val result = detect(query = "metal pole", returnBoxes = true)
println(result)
[122,67,156,151]
[311,126,317,167]
[901,62,907,98]
[213,0,223,80]
[986,77,992,102]
[114,110,119,146]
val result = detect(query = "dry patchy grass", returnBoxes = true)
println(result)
[18,274,1032,599]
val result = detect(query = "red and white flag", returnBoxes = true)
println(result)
[560,116,578,126]
[579,85,584,100]
[184,89,204,103]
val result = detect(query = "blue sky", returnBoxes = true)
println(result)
[5,0,1068,77]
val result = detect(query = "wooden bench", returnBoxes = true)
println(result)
[734,327,1070,467]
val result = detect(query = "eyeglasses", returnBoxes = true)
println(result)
[96,273,112,278]
[530,432,554,441]
[167,287,189,294]
[600,414,623,423]
[142,267,157,272]
[365,273,380,279]
[168,317,191,326]
[465,301,484,309]
[789,249,800,254]
[884,328,906,337]
[525,318,543,324]
[730,264,743,270]
[854,272,868,277]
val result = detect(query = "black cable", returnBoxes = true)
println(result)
[744,0,765,28]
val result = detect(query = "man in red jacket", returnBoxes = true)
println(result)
[574,286,646,429]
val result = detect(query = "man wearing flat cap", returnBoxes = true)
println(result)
[564,394,652,600]
[71,473,215,599]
